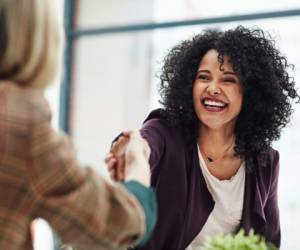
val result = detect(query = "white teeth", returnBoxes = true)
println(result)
[203,99,226,107]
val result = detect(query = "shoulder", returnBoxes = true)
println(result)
[256,147,279,169]
[141,109,181,139]
[141,109,187,153]
[268,147,279,164]
[0,81,51,125]
[256,147,280,186]
[262,147,279,171]
[143,109,169,128]
[0,82,52,162]
[267,147,280,178]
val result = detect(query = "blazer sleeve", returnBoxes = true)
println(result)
[264,150,281,248]
[26,95,151,249]
[139,119,166,176]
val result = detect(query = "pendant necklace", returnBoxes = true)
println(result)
[207,156,214,163]
[202,139,235,165]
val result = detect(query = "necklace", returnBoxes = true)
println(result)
[201,139,235,165]
[207,156,214,163]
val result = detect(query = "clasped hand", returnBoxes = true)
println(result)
[105,131,151,187]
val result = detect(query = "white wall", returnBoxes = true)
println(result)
[71,0,154,177]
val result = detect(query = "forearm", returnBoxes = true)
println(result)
[29,121,150,249]
[123,181,157,247]
[125,156,151,187]
[34,167,148,250]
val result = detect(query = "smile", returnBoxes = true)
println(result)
[201,98,228,112]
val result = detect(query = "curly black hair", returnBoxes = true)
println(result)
[159,25,299,170]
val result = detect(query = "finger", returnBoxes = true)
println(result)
[111,136,129,157]
[107,159,117,171]
[105,155,117,167]
[121,131,131,138]
[106,152,114,158]
[110,132,130,151]
[104,153,116,164]
[110,138,121,155]
[118,156,126,181]
[115,156,125,181]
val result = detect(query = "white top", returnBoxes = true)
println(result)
[186,145,246,250]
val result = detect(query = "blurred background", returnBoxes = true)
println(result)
[39,0,300,249]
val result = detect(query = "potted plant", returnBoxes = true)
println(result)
[203,229,278,250]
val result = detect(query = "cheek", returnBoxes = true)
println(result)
[192,86,202,110]
[232,92,243,114]
[192,82,204,99]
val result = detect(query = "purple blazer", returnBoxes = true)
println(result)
[138,109,280,250]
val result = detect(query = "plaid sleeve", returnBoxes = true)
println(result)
[26,94,147,250]
[123,181,157,247]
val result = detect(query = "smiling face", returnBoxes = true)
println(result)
[193,49,243,130]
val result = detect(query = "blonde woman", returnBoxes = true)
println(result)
[0,1,157,249]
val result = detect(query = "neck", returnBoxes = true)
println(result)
[198,125,235,159]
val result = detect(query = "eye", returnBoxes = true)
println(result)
[223,78,237,84]
[197,74,210,81]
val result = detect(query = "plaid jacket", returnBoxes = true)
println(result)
[0,82,146,250]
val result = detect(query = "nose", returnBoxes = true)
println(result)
[206,82,221,96]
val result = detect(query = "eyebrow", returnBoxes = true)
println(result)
[196,70,237,76]
[223,71,237,76]
[196,70,210,74]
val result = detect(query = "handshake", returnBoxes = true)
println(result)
[105,131,151,187]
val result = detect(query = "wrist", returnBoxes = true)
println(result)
[125,159,150,187]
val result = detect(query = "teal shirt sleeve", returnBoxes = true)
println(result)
[123,181,157,247]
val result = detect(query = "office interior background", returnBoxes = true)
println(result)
[36,0,300,249]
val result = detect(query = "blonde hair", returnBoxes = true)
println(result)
[0,0,63,88]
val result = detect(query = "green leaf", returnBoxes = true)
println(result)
[202,229,278,250]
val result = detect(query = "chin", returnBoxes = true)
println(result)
[198,114,218,126]
[200,116,237,131]
[201,121,224,129]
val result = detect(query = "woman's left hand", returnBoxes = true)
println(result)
[105,132,130,182]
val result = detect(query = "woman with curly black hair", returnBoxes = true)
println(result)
[107,25,299,250]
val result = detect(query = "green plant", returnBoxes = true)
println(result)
[203,229,278,250]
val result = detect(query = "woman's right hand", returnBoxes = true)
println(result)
[124,131,151,186]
